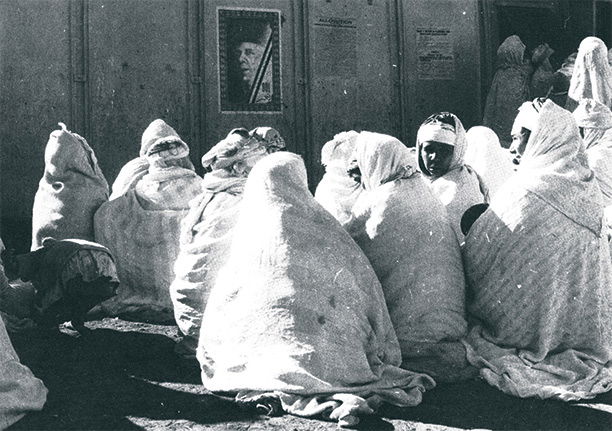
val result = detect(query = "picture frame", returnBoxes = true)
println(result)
[218,8,282,113]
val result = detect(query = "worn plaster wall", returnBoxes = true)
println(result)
[0,0,72,237]
[401,0,482,144]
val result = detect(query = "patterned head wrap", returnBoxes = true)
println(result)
[140,119,190,163]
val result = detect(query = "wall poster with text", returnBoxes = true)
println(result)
[218,8,282,112]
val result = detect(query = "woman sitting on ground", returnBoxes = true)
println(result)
[31,123,109,251]
[197,151,434,427]
[171,127,284,358]
[94,119,202,322]
[416,112,488,241]
[345,132,474,382]
[462,99,612,401]
[573,99,612,226]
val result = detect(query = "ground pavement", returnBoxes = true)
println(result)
[7,318,612,431]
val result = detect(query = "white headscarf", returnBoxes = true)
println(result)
[572,98,612,208]
[518,99,602,235]
[140,120,190,160]
[416,113,468,174]
[201,129,266,171]
[511,100,543,135]
[465,126,515,197]
[321,131,359,168]
[353,132,415,191]
[568,37,612,108]
[573,98,612,148]
[314,131,361,224]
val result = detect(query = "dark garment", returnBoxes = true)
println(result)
[19,239,118,325]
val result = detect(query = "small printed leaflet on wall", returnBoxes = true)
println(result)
[416,27,455,80]
[218,8,282,112]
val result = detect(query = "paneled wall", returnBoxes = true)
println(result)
[305,0,403,184]
[0,0,486,246]
[400,0,482,144]
[0,0,72,224]
[87,0,195,183]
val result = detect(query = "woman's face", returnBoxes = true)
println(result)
[420,141,454,178]
[510,127,531,157]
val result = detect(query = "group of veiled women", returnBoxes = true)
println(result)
[1,34,612,428]
[484,34,612,147]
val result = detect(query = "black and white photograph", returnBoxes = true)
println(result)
[219,8,282,111]
[1,0,612,430]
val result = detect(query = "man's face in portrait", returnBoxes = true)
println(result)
[235,41,264,85]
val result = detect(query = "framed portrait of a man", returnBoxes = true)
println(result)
[218,8,282,113]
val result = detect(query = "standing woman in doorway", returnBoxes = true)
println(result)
[483,35,532,148]
[566,37,612,111]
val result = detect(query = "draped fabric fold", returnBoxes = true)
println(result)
[170,170,246,357]
[0,241,47,429]
[567,37,612,111]
[465,126,515,198]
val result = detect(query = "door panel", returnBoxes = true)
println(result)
[88,0,192,183]
[305,0,402,184]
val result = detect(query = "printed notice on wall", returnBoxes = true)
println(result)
[313,16,357,77]
[416,27,455,80]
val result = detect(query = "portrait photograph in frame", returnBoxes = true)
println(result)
[218,8,282,113]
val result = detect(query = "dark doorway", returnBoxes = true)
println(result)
[595,0,612,47]
[496,5,570,70]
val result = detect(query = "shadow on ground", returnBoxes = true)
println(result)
[382,380,612,430]
[7,318,612,430]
